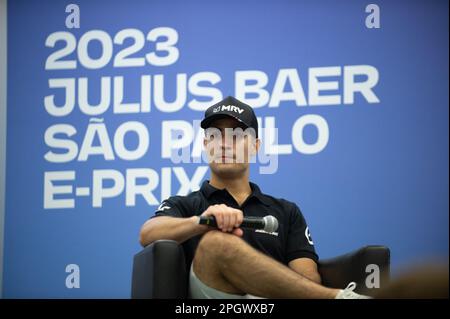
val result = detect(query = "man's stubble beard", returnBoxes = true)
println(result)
[209,162,249,180]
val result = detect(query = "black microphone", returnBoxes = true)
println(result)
[198,215,279,233]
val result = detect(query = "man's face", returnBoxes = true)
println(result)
[203,117,259,177]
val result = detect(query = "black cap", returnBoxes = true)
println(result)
[200,96,258,137]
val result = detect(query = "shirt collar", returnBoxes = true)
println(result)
[200,180,271,206]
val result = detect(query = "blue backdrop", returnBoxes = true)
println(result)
[3,0,448,298]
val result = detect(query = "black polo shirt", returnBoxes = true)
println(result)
[152,180,318,269]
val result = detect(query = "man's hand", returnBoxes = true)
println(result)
[200,204,244,237]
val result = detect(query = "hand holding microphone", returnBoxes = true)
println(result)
[198,204,278,236]
[199,215,278,233]
[199,204,244,236]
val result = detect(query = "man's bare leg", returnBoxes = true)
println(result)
[193,230,339,299]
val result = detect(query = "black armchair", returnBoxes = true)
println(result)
[131,240,390,299]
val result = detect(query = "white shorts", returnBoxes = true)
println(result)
[188,263,265,299]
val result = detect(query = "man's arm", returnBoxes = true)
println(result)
[288,258,322,285]
[139,204,244,247]
[139,216,206,247]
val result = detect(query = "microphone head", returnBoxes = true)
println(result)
[263,215,279,233]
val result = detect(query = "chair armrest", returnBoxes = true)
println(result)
[131,239,187,299]
[318,245,390,294]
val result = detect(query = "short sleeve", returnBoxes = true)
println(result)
[151,198,184,219]
[285,204,319,263]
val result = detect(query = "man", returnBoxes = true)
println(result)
[139,96,368,299]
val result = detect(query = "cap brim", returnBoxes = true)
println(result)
[200,113,249,129]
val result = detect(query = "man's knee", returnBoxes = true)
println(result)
[192,230,247,295]
[196,230,243,262]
